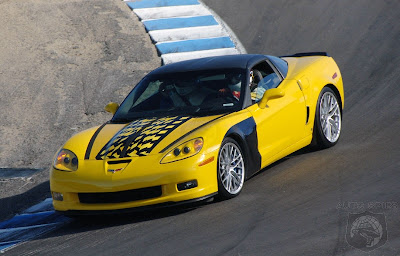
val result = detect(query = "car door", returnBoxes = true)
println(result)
[246,61,307,167]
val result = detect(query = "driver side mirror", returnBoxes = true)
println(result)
[258,88,285,109]
[104,102,120,115]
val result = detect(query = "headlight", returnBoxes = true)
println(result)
[53,149,79,171]
[161,138,203,164]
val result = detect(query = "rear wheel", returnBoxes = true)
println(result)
[313,87,342,148]
[217,138,245,199]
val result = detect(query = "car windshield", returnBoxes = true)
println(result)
[112,69,245,122]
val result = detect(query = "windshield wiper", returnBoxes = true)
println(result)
[190,104,237,116]
[187,106,219,116]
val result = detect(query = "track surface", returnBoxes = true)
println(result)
[8,0,400,255]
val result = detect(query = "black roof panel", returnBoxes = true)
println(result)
[150,54,268,76]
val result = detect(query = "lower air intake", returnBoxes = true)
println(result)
[78,186,162,204]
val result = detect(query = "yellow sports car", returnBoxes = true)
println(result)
[51,53,344,215]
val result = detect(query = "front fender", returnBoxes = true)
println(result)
[225,117,261,179]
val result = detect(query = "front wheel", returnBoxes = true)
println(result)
[217,138,245,199]
[313,87,342,148]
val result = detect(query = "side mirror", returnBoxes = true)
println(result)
[104,102,120,115]
[258,88,285,109]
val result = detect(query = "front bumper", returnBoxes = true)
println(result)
[50,151,218,213]
[57,193,217,216]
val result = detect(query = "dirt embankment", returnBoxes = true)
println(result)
[0,0,159,168]
[0,0,159,220]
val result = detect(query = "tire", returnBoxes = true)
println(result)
[217,137,245,199]
[312,87,342,149]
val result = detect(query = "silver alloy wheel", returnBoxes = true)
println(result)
[218,142,245,195]
[319,91,341,143]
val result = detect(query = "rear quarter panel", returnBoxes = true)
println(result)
[283,56,344,137]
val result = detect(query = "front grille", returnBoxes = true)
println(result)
[78,186,162,204]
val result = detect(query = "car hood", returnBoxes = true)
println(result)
[86,115,222,160]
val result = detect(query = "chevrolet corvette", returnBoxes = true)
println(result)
[51,53,344,214]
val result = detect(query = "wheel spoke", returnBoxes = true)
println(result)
[229,146,234,160]
[324,125,330,140]
[232,150,242,162]
[224,148,229,161]
[220,165,227,176]
[321,118,326,127]
[329,119,339,132]
[232,156,240,163]
[328,122,333,140]
[227,174,232,191]
[323,97,328,111]
[231,172,240,187]
[222,173,228,183]
[231,160,240,169]
[230,150,237,163]
[329,102,338,116]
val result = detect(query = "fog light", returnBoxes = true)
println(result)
[183,146,190,154]
[52,192,64,201]
[173,148,181,156]
[71,157,78,166]
[177,180,198,191]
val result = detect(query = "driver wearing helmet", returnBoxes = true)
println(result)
[218,73,242,100]
[171,80,212,106]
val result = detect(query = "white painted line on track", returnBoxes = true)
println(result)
[142,15,218,31]
[156,36,235,54]
[134,5,210,20]
[162,48,240,65]
[149,25,228,42]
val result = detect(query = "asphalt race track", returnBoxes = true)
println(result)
[6,0,400,255]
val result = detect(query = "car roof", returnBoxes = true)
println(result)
[149,54,268,76]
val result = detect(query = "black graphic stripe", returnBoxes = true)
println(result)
[96,116,192,160]
[107,159,132,164]
[159,114,229,154]
[120,119,157,158]
[84,122,108,160]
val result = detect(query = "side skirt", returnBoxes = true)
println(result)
[260,135,313,171]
